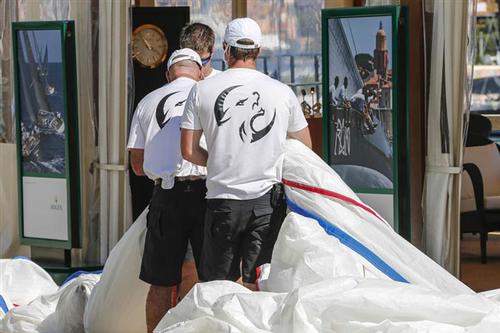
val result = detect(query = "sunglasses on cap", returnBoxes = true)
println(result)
[200,53,212,65]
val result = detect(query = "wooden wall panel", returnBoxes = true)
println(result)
[400,0,425,248]
[325,0,355,7]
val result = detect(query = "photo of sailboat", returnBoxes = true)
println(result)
[17,29,65,174]
[327,15,394,190]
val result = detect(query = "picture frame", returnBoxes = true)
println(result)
[322,6,410,237]
[12,21,81,248]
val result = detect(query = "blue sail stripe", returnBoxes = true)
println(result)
[0,295,9,314]
[286,198,409,283]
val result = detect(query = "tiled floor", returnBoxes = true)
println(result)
[460,233,500,292]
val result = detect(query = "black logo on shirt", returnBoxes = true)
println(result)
[214,87,276,143]
[238,92,276,143]
[214,85,241,126]
[156,91,180,128]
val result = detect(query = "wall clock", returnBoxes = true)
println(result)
[129,7,189,220]
[132,24,168,69]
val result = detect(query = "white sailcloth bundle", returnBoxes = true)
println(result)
[272,139,472,295]
[154,140,500,332]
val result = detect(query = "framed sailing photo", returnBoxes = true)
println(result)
[322,6,409,236]
[13,21,81,248]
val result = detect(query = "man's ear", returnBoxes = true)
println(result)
[166,70,171,83]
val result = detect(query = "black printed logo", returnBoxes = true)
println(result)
[213,87,276,143]
[238,92,276,143]
[214,85,242,126]
[156,91,180,128]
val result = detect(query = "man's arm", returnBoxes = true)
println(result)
[129,148,145,176]
[181,129,208,166]
[288,127,312,149]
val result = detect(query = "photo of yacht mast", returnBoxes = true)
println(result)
[17,29,65,174]
[327,16,394,190]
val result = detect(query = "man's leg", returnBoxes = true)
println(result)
[241,213,271,291]
[198,199,245,282]
[139,185,186,332]
[179,180,206,299]
[178,250,198,300]
[243,281,257,291]
[242,187,286,290]
[145,285,174,333]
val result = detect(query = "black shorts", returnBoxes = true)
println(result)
[139,179,206,287]
[199,183,286,283]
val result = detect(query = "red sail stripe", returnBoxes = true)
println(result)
[282,178,384,222]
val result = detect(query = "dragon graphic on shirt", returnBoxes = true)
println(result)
[155,91,186,129]
[214,87,276,143]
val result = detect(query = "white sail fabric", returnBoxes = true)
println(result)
[152,140,500,332]
[0,258,58,307]
[0,273,99,333]
[155,215,500,333]
[83,208,150,333]
[281,140,472,295]
[0,258,99,333]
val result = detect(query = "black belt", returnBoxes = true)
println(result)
[154,177,205,186]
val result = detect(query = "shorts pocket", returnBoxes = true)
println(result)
[146,209,164,239]
[208,210,234,243]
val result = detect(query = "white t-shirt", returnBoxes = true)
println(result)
[181,68,308,200]
[205,68,221,79]
[128,77,206,189]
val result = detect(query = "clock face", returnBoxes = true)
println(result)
[132,24,168,69]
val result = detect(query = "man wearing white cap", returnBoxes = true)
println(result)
[181,18,312,290]
[127,48,206,332]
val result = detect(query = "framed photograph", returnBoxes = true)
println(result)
[13,21,80,248]
[322,6,409,236]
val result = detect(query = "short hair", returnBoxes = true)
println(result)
[227,39,259,61]
[179,22,215,54]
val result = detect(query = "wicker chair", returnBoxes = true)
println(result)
[460,114,500,263]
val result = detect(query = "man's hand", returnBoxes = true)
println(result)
[181,129,208,166]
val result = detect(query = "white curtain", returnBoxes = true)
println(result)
[423,0,476,275]
[98,0,132,264]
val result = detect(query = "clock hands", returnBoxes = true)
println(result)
[132,24,167,68]
[142,36,152,51]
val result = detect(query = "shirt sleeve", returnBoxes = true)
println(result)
[127,102,146,149]
[287,88,308,133]
[181,83,202,130]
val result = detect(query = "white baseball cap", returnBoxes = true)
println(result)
[167,48,202,71]
[224,18,262,49]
